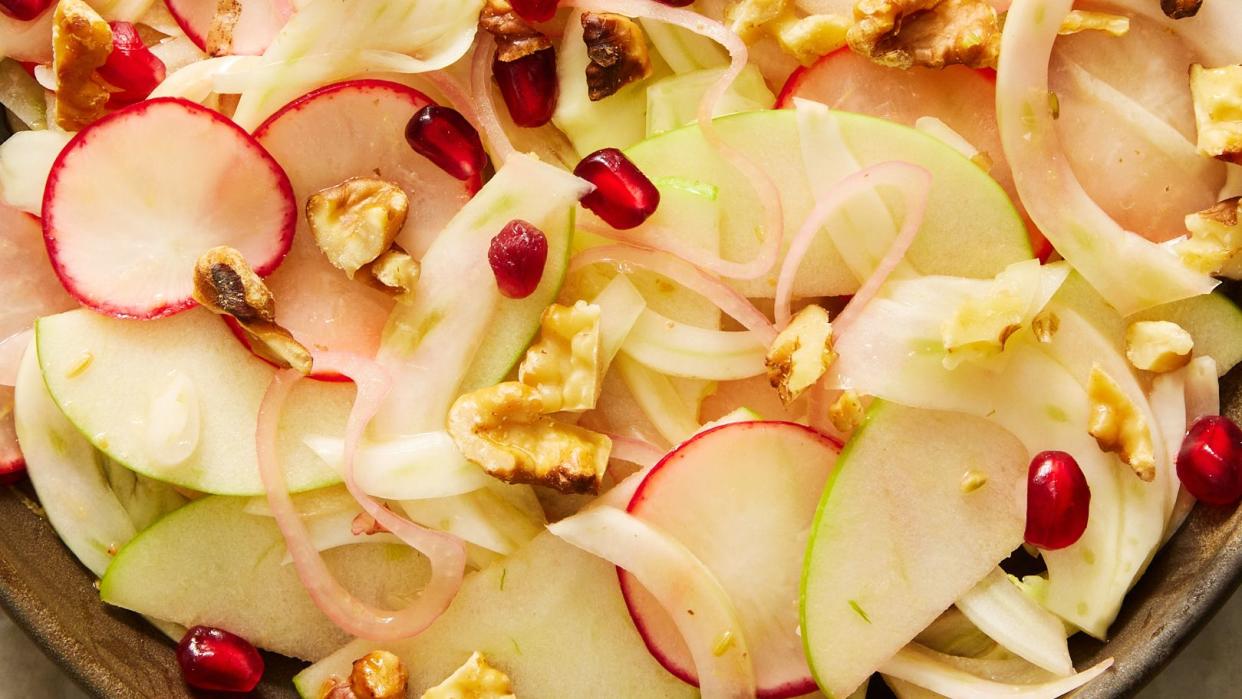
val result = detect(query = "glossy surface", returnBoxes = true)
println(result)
[493,48,559,128]
[488,219,549,299]
[176,626,264,693]
[98,22,166,106]
[574,147,660,230]
[1025,450,1092,550]
[404,105,487,181]
[510,0,558,22]
[0,0,51,21]
[1178,416,1242,507]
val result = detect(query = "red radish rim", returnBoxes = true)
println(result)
[220,317,352,382]
[617,420,841,698]
[252,78,483,194]
[41,97,297,320]
[162,0,209,53]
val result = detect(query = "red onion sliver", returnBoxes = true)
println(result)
[469,34,518,164]
[571,244,777,345]
[256,354,466,641]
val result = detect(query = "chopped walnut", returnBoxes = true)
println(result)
[770,12,850,66]
[766,304,836,405]
[365,249,420,296]
[1125,320,1194,373]
[422,652,516,699]
[1190,64,1242,165]
[940,264,1033,369]
[828,389,864,433]
[1087,365,1156,482]
[1058,10,1130,37]
[518,301,602,413]
[53,0,113,131]
[726,0,789,41]
[1161,0,1202,20]
[1177,197,1242,276]
[192,247,312,375]
[205,0,242,56]
[847,0,1000,70]
[1031,311,1060,343]
[307,177,409,279]
[480,0,553,63]
[581,12,652,101]
[351,651,408,699]
[449,382,611,494]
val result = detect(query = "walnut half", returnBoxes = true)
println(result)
[846,0,1001,70]
[1177,197,1242,277]
[306,177,409,280]
[1086,365,1156,482]
[351,650,408,699]
[192,247,312,375]
[53,0,113,131]
[517,301,602,413]
[1189,64,1242,166]
[582,12,653,101]
[480,0,553,62]
[766,304,836,405]
[1161,0,1203,19]
[422,652,515,699]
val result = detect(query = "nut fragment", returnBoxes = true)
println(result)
[726,0,790,40]
[192,246,312,375]
[828,389,864,434]
[53,0,114,131]
[1176,197,1242,277]
[518,301,602,412]
[1086,365,1156,482]
[365,249,420,296]
[480,0,553,62]
[1161,0,1202,19]
[1031,311,1060,344]
[351,650,408,699]
[770,12,851,66]
[307,177,410,279]
[449,382,611,494]
[846,0,1001,70]
[1190,64,1242,165]
[1057,10,1129,37]
[1125,320,1194,373]
[205,0,243,56]
[765,304,836,405]
[582,12,653,101]
[422,652,516,699]
[318,676,357,699]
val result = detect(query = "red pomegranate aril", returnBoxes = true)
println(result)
[1177,415,1242,506]
[0,460,26,486]
[574,148,661,230]
[405,105,487,181]
[511,0,558,22]
[176,626,265,693]
[98,22,166,107]
[0,0,52,21]
[1024,450,1091,551]
[489,219,549,299]
[493,47,558,128]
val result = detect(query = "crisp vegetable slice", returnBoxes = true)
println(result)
[954,568,1072,676]
[880,644,1113,699]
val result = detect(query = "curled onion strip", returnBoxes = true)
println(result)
[571,244,777,345]
[564,0,783,281]
[469,34,518,164]
[608,433,666,469]
[775,162,931,329]
[256,353,467,641]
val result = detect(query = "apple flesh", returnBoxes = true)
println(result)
[800,402,1028,698]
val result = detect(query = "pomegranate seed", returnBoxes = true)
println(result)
[511,0,558,22]
[493,47,558,128]
[0,0,52,21]
[1177,415,1242,506]
[488,219,548,299]
[176,626,264,693]
[1024,450,1091,551]
[97,22,166,107]
[574,148,661,230]
[0,460,26,486]
[654,0,695,5]
[405,105,487,181]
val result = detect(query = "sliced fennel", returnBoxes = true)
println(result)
[914,116,984,164]
[954,568,1072,676]
[641,17,728,74]
[0,59,47,130]
[281,508,403,565]
[303,432,491,501]
[621,308,766,381]
[646,65,773,137]
[400,481,545,558]
[614,353,702,445]
[591,273,648,371]
[880,644,1113,699]
[913,608,999,659]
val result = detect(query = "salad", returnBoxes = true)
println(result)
[2,0,1242,696]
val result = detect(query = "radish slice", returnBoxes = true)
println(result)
[255,352,467,641]
[620,421,839,698]
[165,0,295,56]
[0,385,23,482]
[995,0,1216,315]
[549,506,757,699]
[42,98,296,320]
[252,80,476,367]
[881,645,1113,699]
[0,204,76,373]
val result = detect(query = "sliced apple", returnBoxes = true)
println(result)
[165,0,294,56]
[801,402,1028,698]
[36,308,352,495]
[100,494,431,661]
[621,421,839,698]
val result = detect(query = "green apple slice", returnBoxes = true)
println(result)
[36,308,354,495]
[800,402,1028,698]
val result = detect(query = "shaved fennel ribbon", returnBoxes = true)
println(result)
[996,0,1215,315]
[256,353,466,641]
[880,644,1113,699]
[571,244,778,345]
[564,0,783,281]
[468,34,518,165]
[549,507,756,699]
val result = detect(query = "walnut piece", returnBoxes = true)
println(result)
[205,0,243,56]
[351,651,408,699]
[1176,197,1242,277]
[518,301,602,413]
[1190,64,1242,165]
[366,249,420,296]
[422,652,516,699]
[770,12,851,66]
[940,263,1033,368]
[766,304,836,405]
[449,382,611,494]
[307,177,409,279]
[192,247,312,375]
[1087,365,1156,482]
[847,0,1000,70]
[1031,311,1060,344]
[1057,10,1130,37]
[53,0,113,131]
[581,12,653,101]
[1125,320,1194,373]
[1161,0,1202,19]
[726,0,790,40]
[480,0,553,63]
[828,389,864,433]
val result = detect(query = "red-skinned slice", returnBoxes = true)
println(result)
[0,385,23,483]
[42,98,296,320]
[619,420,840,699]
[164,0,295,56]
[252,80,476,376]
